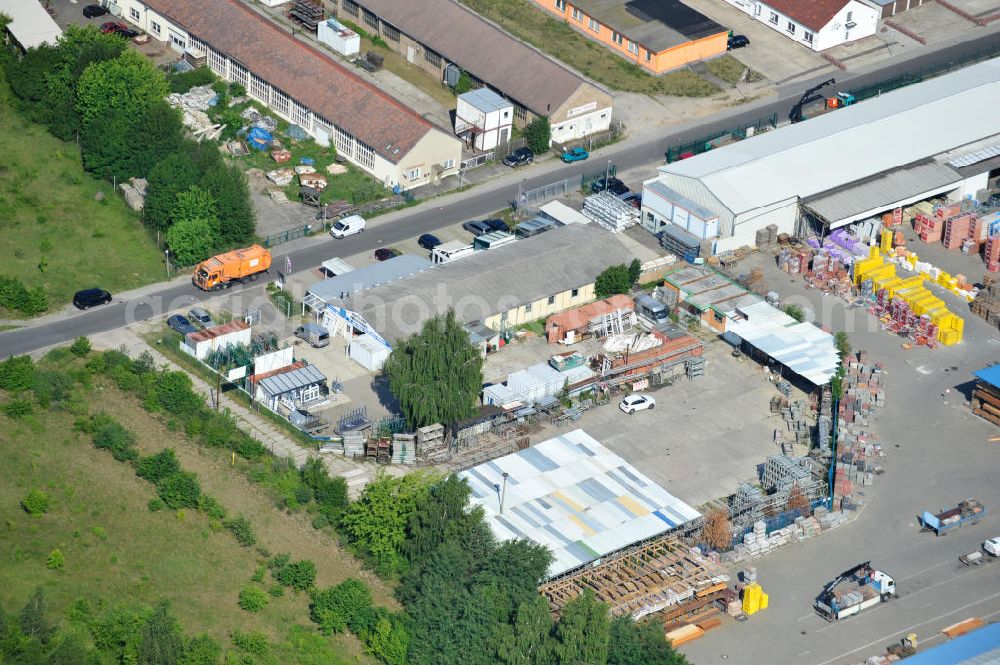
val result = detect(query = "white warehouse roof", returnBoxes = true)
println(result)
[0,0,63,49]
[459,429,699,579]
[658,57,1000,218]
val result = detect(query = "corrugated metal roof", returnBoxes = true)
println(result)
[974,364,1000,390]
[459,429,700,578]
[141,0,440,164]
[351,0,604,117]
[185,320,250,344]
[0,0,62,49]
[645,180,718,222]
[726,301,839,386]
[539,201,591,226]
[571,0,725,53]
[344,224,635,341]
[257,364,326,396]
[459,87,511,114]
[657,57,1000,218]
[901,623,1000,665]
[802,160,962,225]
[306,255,431,303]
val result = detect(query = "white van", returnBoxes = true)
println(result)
[330,214,366,238]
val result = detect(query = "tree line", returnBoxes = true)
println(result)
[4,26,255,265]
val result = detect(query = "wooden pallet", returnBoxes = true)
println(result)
[539,535,729,618]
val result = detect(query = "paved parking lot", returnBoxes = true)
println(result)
[681,247,1000,665]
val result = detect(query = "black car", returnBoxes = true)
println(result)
[374,248,401,261]
[590,177,629,196]
[727,34,750,50]
[620,192,642,208]
[462,220,493,236]
[83,4,109,18]
[482,218,508,233]
[73,288,112,310]
[166,314,198,336]
[502,147,534,168]
[417,233,441,250]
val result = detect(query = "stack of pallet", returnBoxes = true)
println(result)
[971,275,1000,330]
[971,366,1000,427]
[985,235,1000,272]
[834,351,886,504]
[289,0,324,30]
[913,213,944,243]
[943,214,972,249]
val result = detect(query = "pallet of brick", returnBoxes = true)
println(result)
[943,215,972,249]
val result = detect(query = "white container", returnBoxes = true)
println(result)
[317,18,360,56]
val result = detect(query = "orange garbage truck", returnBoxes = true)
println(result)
[193,245,272,291]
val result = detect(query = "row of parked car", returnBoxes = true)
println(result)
[166,308,216,335]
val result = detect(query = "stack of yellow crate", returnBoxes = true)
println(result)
[741,583,769,615]
[852,249,965,345]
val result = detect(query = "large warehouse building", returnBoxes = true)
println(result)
[111,0,462,190]
[306,224,635,344]
[642,57,1000,255]
[458,429,700,578]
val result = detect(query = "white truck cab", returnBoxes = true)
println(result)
[985,537,1000,557]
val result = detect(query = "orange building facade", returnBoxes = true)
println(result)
[531,0,728,74]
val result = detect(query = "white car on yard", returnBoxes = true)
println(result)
[619,394,656,414]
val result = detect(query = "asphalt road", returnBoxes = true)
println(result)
[2,31,999,357]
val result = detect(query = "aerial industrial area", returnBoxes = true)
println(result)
[0,0,999,662]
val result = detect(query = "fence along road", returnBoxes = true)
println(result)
[2,30,1000,357]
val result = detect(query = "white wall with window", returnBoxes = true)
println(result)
[719,0,877,50]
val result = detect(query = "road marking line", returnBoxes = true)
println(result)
[813,589,1000,665]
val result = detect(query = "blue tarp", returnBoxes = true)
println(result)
[247,127,273,150]
[974,364,1000,390]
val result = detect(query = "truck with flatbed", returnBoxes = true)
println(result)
[815,562,896,621]
[920,498,986,536]
[193,245,272,291]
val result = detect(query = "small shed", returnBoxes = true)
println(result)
[253,362,328,411]
[539,201,590,226]
[455,88,514,151]
[181,320,252,360]
[348,333,390,372]
[317,17,360,56]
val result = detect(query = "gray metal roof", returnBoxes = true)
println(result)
[459,87,511,114]
[0,0,62,49]
[306,254,432,303]
[257,364,327,396]
[657,57,1000,217]
[570,0,725,53]
[802,160,962,226]
[344,224,635,341]
[646,180,717,221]
[350,0,604,117]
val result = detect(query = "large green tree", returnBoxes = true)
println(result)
[339,471,437,575]
[202,164,256,245]
[80,112,135,181]
[551,591,611,665]
[135,604,185,665]
[595,264,634,298]
[608,616,690,665]
[172,186,218,227]
[76,49,168,125]
[384,310,483,429]
[165,218,216,266]
[144,151,203,231]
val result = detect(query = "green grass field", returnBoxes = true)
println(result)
[0,72,165,315]
[458,0,718,96]
[706,56,749,85]
[0,358,387,662]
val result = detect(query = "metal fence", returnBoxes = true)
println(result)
[263,225,311,248]
[580,164,618,190]
[848,41,1000,102]
[517,178,570,212]
[664,114,778,164]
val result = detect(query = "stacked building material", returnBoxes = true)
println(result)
[913,213,944,242]
[391,433,416,464]
[943,214,972,249]
[582,192,639,232]
[971,276,1000,329]
[833,351,886,503]
[985,235,1000,273]
[971,365,1000,427]
[342,431,366,459]
[779,401,811,444]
